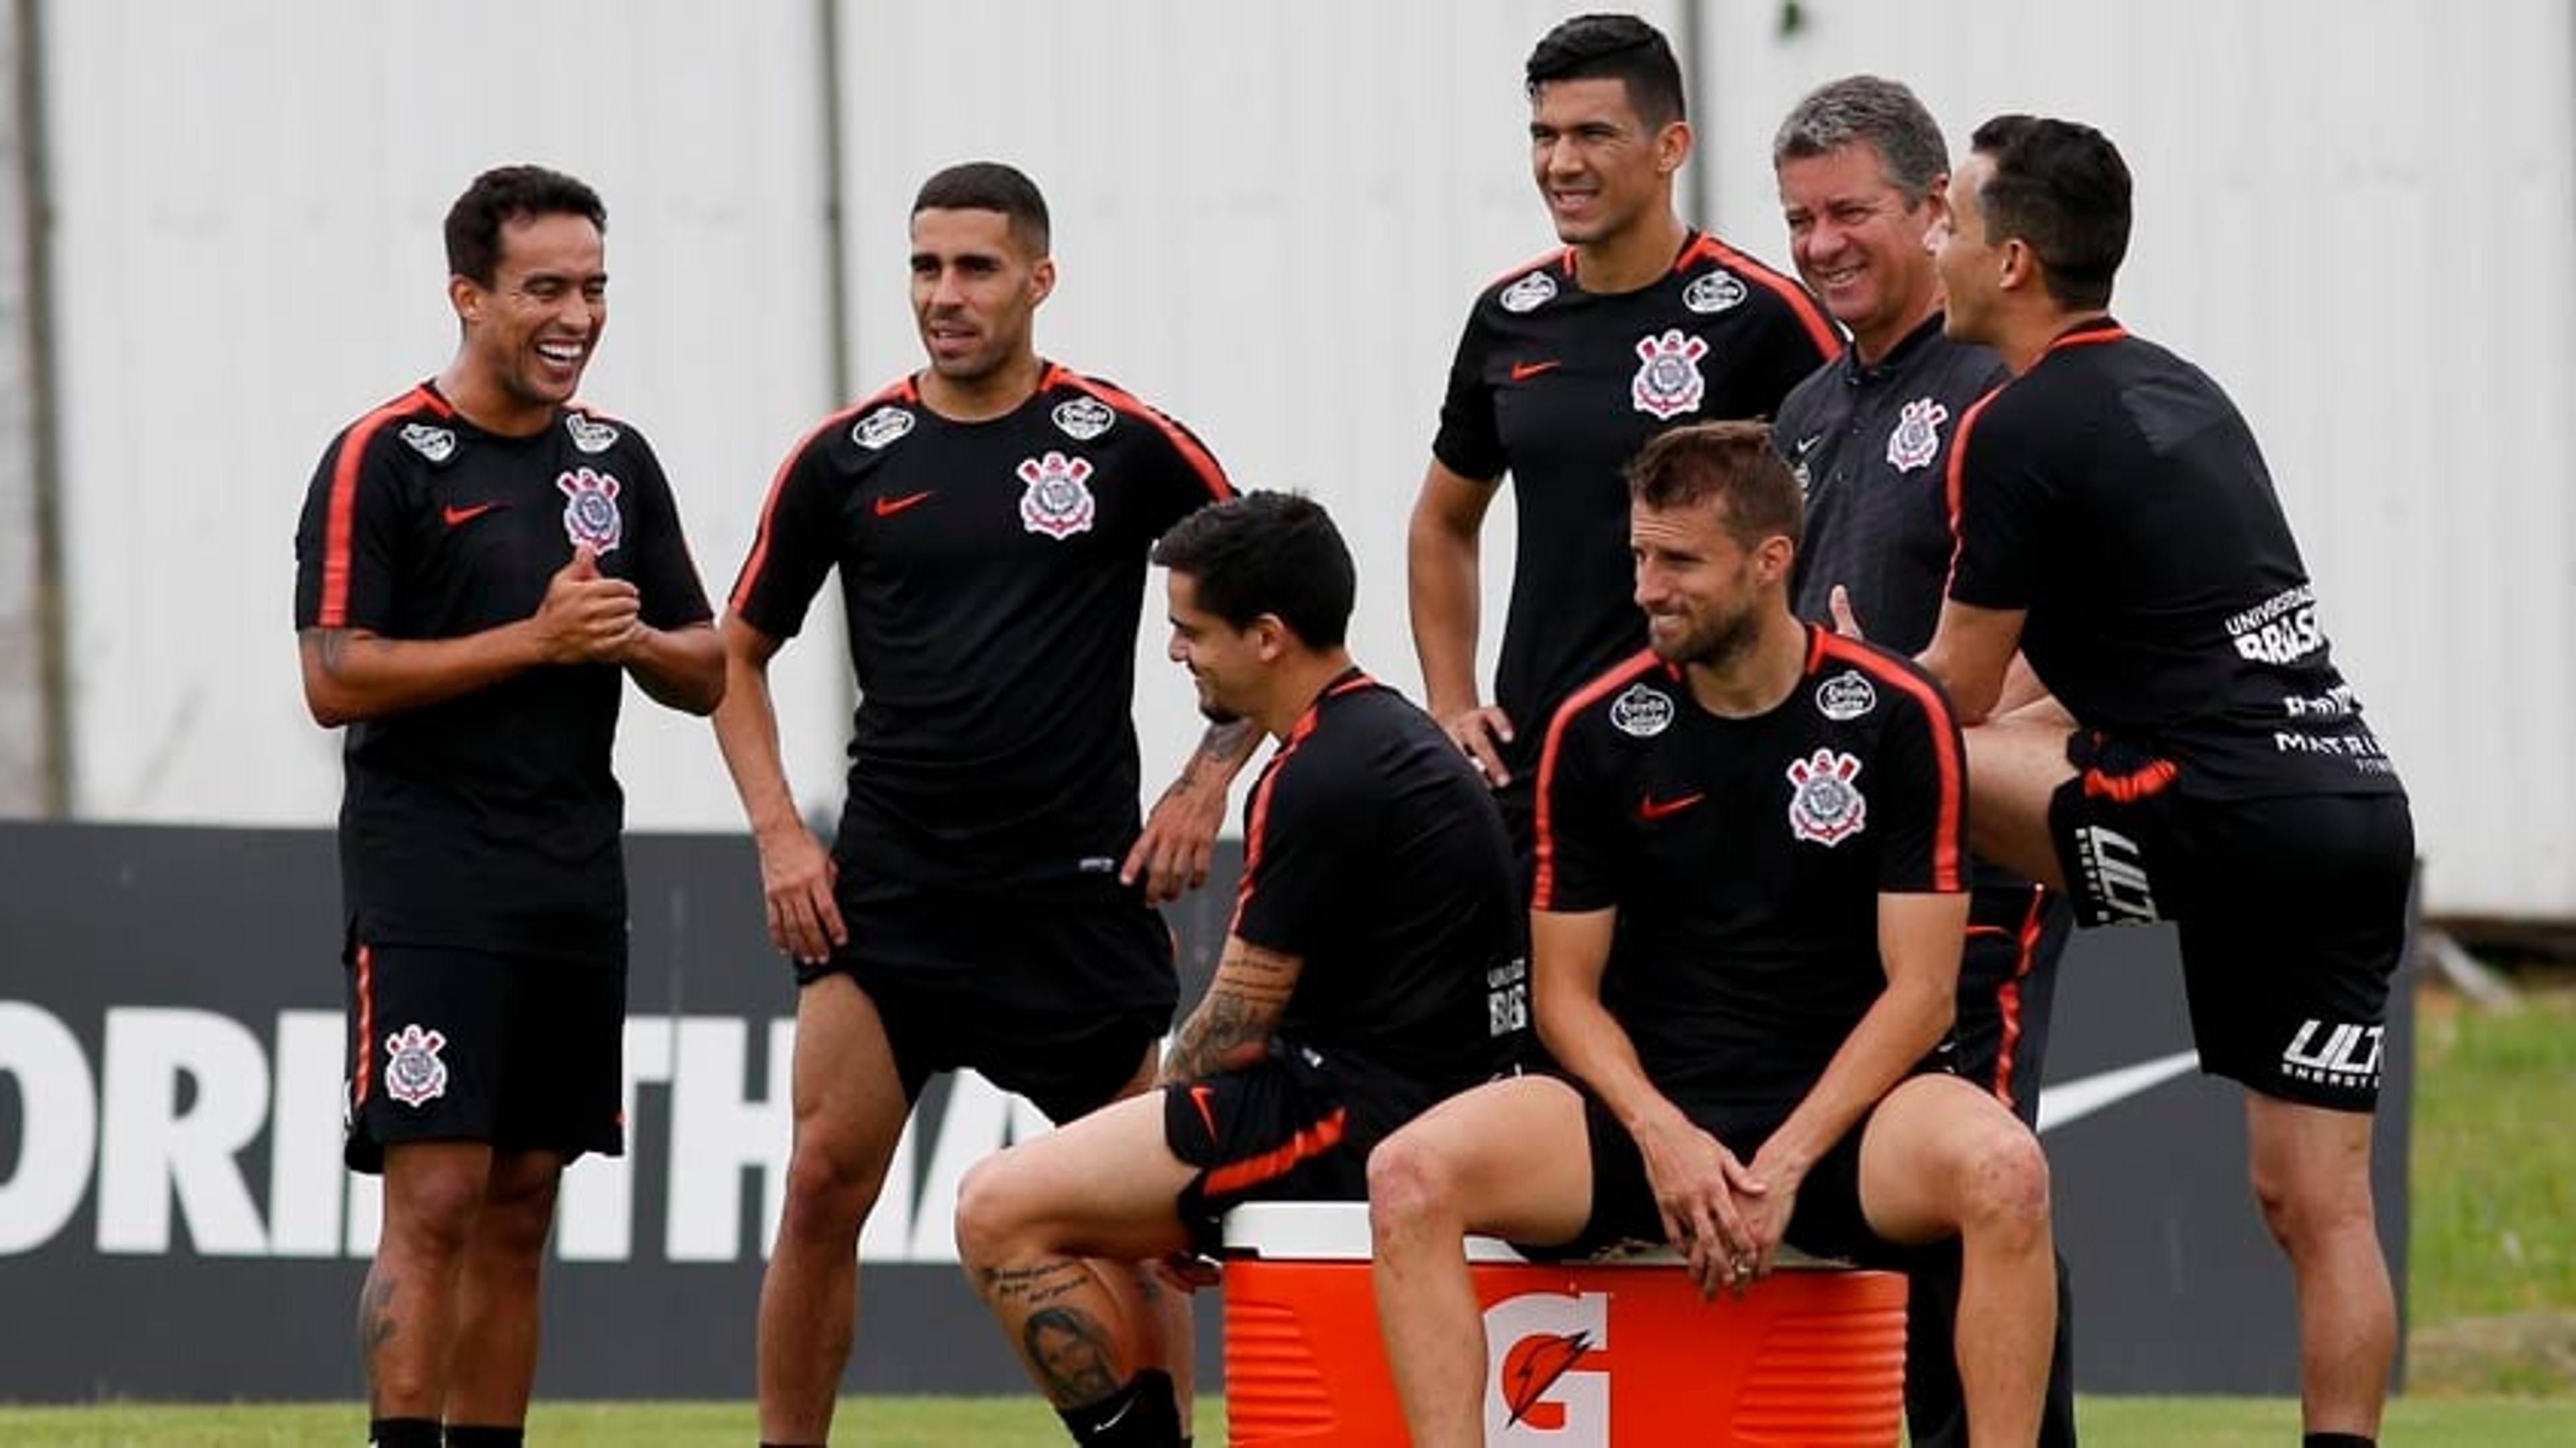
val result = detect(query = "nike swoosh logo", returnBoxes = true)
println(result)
[1795,432,1825,455]
[874,490,935,517]
[1509,359,1561,382]
[1189,1084,1219,1139]
[1091,1396,1136,1435]
[2035,1049,2199,1134]
[441,502,502,527]
[1636,791,1706,821]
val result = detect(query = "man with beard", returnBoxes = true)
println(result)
[952,492,1524,1448]
[1367,421,2055,1447]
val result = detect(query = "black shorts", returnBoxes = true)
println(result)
[2047,756,2414,1112]
[1521,1084,1911,1270]
[1953,881,2074,1126]
[1165,1043,1416,1257]
[343,942,625,1174]
[796,883,1178,1125]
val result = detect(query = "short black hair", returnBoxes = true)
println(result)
[1525,13,1685,128]
[444,165,605,287]
[1969,115,2131,310]
[913,160,1051,256]
[1151,492,1355,650]
[1626,421,1804,550]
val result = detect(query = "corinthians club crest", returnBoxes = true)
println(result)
[383,1023,449,1108]
[1017,450,1097,539]
[1885,397,1951,472]
[1786,747,1868,845]
[557,466,623,554]
[1631,329,1709,420]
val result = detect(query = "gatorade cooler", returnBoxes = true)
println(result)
[1222,1201,1907,1446]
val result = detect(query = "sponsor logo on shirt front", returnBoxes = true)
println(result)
[399,423,455,463]
[1683,270,1748,315]
[852,406,916,451]
[1815,670,1878,721]
[1785,747,1867,845]
[1499,270,1558,313]
[566,413,620,454]
[1609,683,1674,738]
[1885,397,1950,472]
[557,466,623,555]
[1052,396,1115,442]
[383,1023,449,1108]
[1630,329,1708,421]
[1016,451,1097,539]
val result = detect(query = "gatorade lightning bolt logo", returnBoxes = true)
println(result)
[1502,1331,1595,1427]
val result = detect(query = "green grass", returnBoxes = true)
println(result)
[1,1394,2571,1445]
[2410,986,2576,1324]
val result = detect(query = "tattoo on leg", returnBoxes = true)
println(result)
[1023,1304,1125,1406]
[979,1258,1092,1310]
[357,1269,396,1408]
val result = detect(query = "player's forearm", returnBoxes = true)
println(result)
[1160,939,1299,1083]
[623,621,726,716]
[710,654,802,837]
[298,623,543,727]
[1534,968,1691,1139]
[1407,513,1486,717]
[1164,718,1260,796]
[1759,972,1953,1182]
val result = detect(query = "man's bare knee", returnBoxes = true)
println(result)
[1368,1133,1464,1243]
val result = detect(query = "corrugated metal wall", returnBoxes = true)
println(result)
[28,0,2572,916]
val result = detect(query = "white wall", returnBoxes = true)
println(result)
[36,1,2573,915]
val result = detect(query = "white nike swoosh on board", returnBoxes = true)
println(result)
[2035,1049,2200,1134]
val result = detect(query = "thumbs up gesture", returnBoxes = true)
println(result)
[533,544,642,662]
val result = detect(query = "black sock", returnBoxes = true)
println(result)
[445,1429,524,1448]
[368,1420,439,1448]
[2304,1435,2375,1448]
[1055,1367,1181,1447]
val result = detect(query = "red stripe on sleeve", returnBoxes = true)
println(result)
[1228,702,1327,936]
[1817,633,1966,890]
[1684,233,1843,361]
[1939,386,2006,595]
[1061,372,1232,502]
[729,377,916,615]
[316,386,441,627]
[1531,650,1661,909]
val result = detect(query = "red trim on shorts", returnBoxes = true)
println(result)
[1532,650,1662,909]
[1677,231,1843,360]
[729,376,917,614]
[1815,629,1966,890]
[1204,1106,1348,1196]
[1055,369,1234,502]
[2083,756,2179,803]
[351,943,376,1108]
[317,386,445,627]
[1990,886,2049,1112]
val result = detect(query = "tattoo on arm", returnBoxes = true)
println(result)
[1162,939,1299,1081]
[307,627,353,676]
[1163,718,1258,800]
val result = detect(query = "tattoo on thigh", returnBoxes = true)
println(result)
[1022,1304,1125,1406]
[979,1259,1090,1310]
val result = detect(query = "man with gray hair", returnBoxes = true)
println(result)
[1770,74,2078,1445]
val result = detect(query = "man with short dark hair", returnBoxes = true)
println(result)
[1770,75,2080,1445]
[1924,114,2416,1448]
[293,164,724,1448]
[716,160,1254,1446]
[953,491,1525,1448]
[1410,11,1837,872]
[1371,421,2055,1448]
